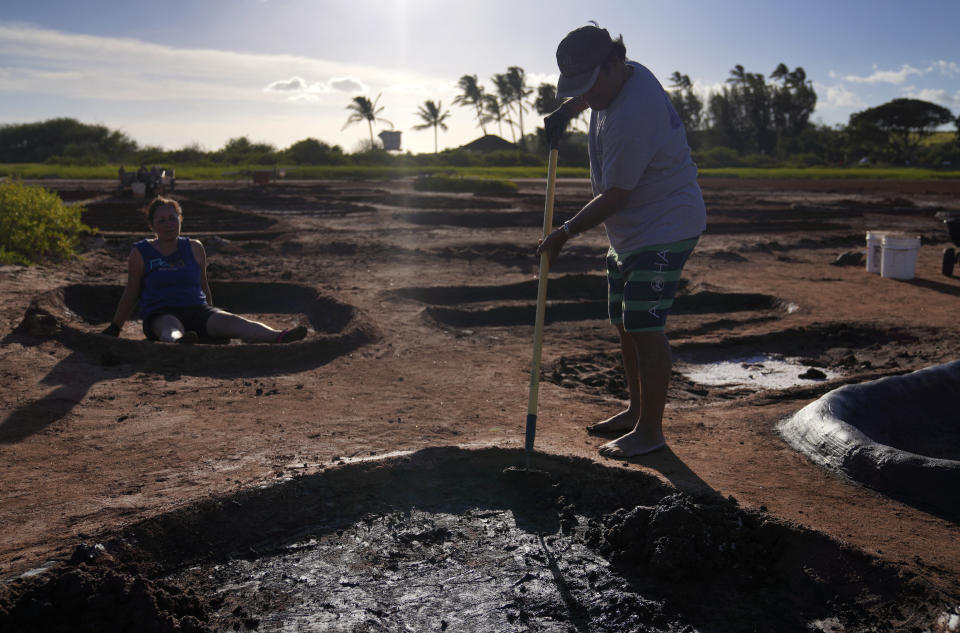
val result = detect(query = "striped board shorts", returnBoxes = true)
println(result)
[606,237,699,332]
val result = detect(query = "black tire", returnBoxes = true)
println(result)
[942,247,956,276]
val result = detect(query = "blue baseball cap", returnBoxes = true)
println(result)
[556,25,614,98]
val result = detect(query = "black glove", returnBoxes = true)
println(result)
[544,99,580,149]
[101,323,121,337]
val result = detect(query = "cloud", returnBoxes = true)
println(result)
[263,75,368,101]
[841,60,959,86]
[929,60,960,77]
[905,87,960,106]
[817,83,865,109]
[0,23,443,103]
[845,64,923,85]
[329,77,366,92]
[264,76,308,92]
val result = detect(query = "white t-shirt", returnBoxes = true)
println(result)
[589,61,706,253]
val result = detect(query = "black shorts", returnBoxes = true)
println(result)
[142,304,224,340]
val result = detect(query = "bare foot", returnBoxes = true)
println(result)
[276,325,308,344]
[586,409,638,435]
[598,429,666,458]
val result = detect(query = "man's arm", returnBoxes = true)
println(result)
[536,186,631,263]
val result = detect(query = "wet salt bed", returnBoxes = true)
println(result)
[171,508,662,632]
[676,354,840,389]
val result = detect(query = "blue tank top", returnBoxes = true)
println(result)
[135,236,207,317]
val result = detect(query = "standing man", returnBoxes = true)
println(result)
[537,24,706,458]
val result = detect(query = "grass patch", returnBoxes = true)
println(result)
[0,163,588,181]
[413,175,518,194]
[918,131,958,146]
[698,166,960,180]
[3,163,958,182]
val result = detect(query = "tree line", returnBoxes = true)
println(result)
[336,62,959,167]
[2,61,958,168]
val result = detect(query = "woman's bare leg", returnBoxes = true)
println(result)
[205,311,306,344]
[205,311,283,343]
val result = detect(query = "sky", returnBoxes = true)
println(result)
[1,0,959,156]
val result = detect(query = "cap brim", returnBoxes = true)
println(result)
[557,64,601,98]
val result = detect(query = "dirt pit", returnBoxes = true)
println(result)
[3,177,960,631]
[82,197,278,236]
[780,361,960,522]
[17,281,375,372]
[2,448,956,633]
[397,275,786,331]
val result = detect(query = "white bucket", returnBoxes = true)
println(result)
[865,231,889,274]
[131,182,146,198]
[880,234,921,280]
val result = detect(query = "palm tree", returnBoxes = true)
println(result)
[506,66,532,147]
[413,100,451,154]
[483,94,508,139]
[492,73,516,142]
[452,74,489,136]
[342,93,393,148]
[533,83,562,116]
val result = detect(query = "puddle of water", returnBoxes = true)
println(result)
[677,354,838,389]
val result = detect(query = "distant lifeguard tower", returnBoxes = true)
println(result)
[379,130,402,151]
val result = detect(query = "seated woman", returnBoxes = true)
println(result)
[102,197,307,344]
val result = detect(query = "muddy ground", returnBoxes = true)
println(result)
[1,176,959,631]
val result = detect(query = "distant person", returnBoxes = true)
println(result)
[136,165,147,183]
[102,197,308,345]
[536,24,706,458]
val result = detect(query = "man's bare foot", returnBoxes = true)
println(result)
[598,429,666,458]
[586,409,638,435]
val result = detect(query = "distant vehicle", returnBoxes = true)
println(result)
[118,165,175,198]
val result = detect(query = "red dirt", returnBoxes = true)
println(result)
[1,177,959,629]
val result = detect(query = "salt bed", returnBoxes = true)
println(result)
[676,353,839,390]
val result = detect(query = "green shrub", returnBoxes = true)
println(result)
[786,153,828,168]
[434,149,483,167]
[413,174,518,194]
[351,149,396,166]
[481,151,544,167]
[0,179,93,265]
[741,153,778,168]
[695,146,741,168]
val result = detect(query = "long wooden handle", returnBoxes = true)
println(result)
[525,148,559,455]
